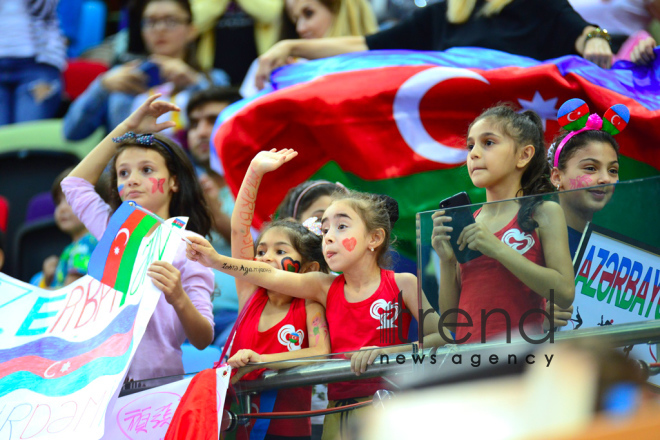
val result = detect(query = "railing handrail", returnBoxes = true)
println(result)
[233,320,660,394]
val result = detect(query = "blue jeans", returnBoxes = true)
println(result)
[0,57,62,126]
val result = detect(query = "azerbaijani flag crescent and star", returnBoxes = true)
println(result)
[88,201,158,302]
[211,47,660,257]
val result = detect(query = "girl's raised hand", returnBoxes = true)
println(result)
[431,211,456,263]
[185,235,221,268]
[457,222,503,259]
[250,148,298,176]
[124,93,181,134]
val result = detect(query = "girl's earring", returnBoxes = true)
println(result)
[370,247,374,252]
[556,184,561,191]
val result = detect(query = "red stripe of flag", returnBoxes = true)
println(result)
[101,211,147,288]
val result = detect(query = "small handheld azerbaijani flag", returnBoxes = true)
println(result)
[173,218,186,229]
[88,201,158,303]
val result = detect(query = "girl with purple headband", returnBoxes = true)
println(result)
[549,98,628,258]
[544,99,628,330]
[63,95,215,383]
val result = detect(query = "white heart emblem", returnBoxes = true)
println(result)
[501,228,535,255]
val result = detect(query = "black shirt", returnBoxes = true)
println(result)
[366,0,592,61]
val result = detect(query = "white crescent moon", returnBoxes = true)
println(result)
[610,114,621,126]
[44,361,61,378]
[567,111,578,122]
[393,67,489,164]
[115,228,130,245]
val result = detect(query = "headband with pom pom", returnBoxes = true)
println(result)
[553,99,630,168]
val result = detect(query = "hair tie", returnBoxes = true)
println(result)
[112,131,154,145]
[112,131,178,158]
[553,99,630,168]
[302,216,323,236]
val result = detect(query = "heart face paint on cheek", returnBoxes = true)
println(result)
[149,177,166,193]
[569,174,593,190]
[342,237,357,252]
[281,257,302,273]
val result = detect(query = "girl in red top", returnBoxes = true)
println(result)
[431,105,575,344]
[226,149,331,440]
[186,153,445,439]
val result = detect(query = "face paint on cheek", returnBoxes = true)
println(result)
[342,237,357,252]
[149,177,166,193]
[281,256,302,273]
[569,174,593,190]
[118,184,125,199]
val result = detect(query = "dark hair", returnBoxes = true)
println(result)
[257,220,329,273]
[53,166,111,205]
[470,105,554,232]
[186,87,242,120]
[549,130,620,171]
[108,134,213,236]
[330,190,399,268]
[277,180,347,221]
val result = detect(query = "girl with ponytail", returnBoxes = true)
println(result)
[432,104,575,344]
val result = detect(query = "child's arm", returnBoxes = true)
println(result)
[432,211,462,332]
[456,201,575,308]
[148,261,214,349]
[68,94,180,184]
[186,236,332,305]
[229,300,331,379]
[231,149,298,303]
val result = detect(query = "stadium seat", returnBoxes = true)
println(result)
[181,343,221,374]
[12,219,71,283]
[0,150,80,278]
[26,192,57,224]
[0,119,104,158]
[59,0,108,59]
[63,60,109,101]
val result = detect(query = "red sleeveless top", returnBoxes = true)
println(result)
[325,269,411,401]
[230,288,311,438]
[457,210,546,344]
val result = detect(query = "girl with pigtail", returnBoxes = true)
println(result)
[185,151,445,439]
[432,105,575,344]
[225,148,332,440]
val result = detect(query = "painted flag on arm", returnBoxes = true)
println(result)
[88,201,158,301]
[212,48,660,257]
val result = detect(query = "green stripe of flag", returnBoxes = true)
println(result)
[116,215,159,305]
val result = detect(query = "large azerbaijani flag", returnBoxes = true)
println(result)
[88,201,158,304]
[212,48,660,257]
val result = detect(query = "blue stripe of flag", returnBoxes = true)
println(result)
[88,202,136,282]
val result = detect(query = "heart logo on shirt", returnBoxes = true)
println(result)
[278,324,305,351]
[370,299,399,329]
[501,228,535,255]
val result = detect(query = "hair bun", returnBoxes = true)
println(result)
[377,194,399,227]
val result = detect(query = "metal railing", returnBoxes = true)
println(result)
[233,320,660,394]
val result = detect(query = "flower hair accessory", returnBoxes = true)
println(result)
[302,216,323,236]
[112,131,154,145]
[553,98,630,168]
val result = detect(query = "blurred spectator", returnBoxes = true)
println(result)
[0,0,66,127]
[242,0,378,96]
[191,0,284,85]
[30,167,98,288]
[185,87,243,346]
[63,0,229,141]
[256,0,614,89]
